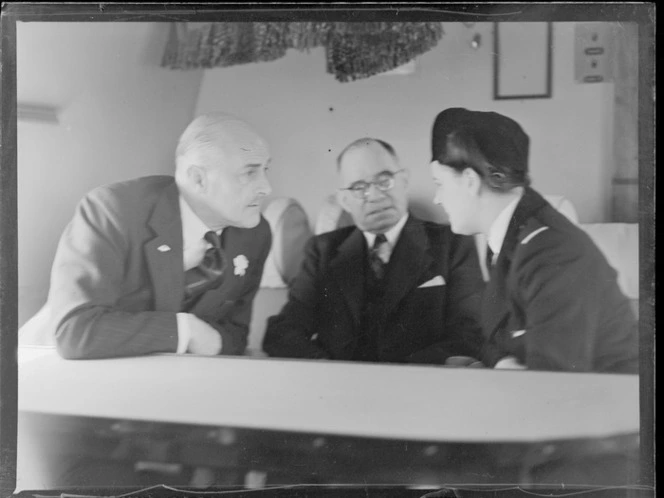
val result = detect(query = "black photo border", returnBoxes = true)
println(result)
[0,3,655,497]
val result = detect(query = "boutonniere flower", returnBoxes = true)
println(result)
[233,254,249,276]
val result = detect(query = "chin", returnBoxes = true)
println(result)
[449,222,472,236]
[367,219,398,233]
[365,211,400,232]
[241,214,261,229]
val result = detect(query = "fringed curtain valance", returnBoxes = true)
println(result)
[161,22,444,82]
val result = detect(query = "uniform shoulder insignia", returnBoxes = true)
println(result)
[521,226,549,245]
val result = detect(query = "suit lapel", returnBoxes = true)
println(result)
[483,188,548,337]
[329,229,367,325]
[482,269,510,341]
[382,217,434,314]
[144,183,185,312]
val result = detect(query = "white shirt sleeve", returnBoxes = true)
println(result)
[176,313,193,354]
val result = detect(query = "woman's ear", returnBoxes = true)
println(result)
[463,167,483,196]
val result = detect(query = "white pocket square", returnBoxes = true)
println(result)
[417,275,445,288]
[511,329,526,338]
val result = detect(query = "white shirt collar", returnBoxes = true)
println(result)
[179,195,222,249]
[487,194,523,258]
[363,214,409,257]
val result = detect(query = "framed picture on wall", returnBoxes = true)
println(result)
[493,22,553,100]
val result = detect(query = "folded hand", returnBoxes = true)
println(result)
[494,356,527,370]
[187,316,223,355]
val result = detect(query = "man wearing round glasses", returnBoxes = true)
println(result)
[263,138,484,365]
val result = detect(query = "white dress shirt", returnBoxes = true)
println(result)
[176,196,224,353]
[362,214,409,264]
[486,194,523,266]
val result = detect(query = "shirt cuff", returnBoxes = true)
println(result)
[176,313,192,354]
[494,356,526,370]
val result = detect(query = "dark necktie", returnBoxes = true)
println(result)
[486,246,495,272]
[355,234,389,362]
[182,231,226,310]
[369,234,389,280]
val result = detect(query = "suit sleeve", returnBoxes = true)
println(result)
[442,233,486,357]
[204,226,272,355]
[405,233,485,364]
[515,231,602,371]
[52,192,178,360]
[262,237,331,359]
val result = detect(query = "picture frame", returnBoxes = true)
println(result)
[493,22,553,100]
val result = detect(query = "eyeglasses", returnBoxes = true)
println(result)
[340,169,406,199]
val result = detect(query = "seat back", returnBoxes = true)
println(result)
[249,197,312,355]
[260,197,313,288]
[18,302,55,347]
[315,194,354,235]
[579,223,639,314]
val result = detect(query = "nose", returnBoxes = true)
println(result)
[433,190,443,206]
[256,171,272,197]
[365,183,387,201]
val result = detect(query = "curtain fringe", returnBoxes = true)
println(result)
[161,22,444,82]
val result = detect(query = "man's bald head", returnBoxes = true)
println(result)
[336,138,398,171]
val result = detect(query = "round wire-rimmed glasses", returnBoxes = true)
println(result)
[339,169,406,199]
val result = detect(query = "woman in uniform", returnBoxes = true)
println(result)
[428,107,638,373]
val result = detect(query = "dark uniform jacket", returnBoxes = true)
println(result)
[479,188,638,373]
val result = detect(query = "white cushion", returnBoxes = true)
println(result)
[315,194,354,235]
[18,303,55,346]
[543,195,579,225]
[580,223,639,300]
[260,197,312,288]
[247,287,290,354]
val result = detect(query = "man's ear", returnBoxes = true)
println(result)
[401,168,411,188]
[336,189,352,213]
[187,165,207,193]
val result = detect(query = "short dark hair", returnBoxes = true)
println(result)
[437,129,531,192]
[431,108,530,192]
[336,138,398,170]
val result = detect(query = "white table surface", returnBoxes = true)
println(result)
[18,346,640,443]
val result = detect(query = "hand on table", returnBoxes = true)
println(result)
[494,356,527,370]
[186,315,223,355]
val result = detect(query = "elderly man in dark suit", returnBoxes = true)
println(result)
[45,112,272,359]
[429,108,638,373]
[263,138,484,364]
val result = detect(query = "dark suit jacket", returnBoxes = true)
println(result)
[262,215,485,364]
[49,175,271,359]
[479,188,639,373]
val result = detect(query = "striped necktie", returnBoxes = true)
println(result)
[182,231,226,310]
[369,234,389,280]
